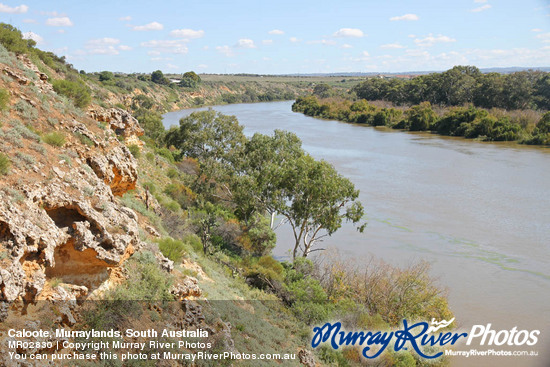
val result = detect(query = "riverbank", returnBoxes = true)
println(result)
[291,96,550,146]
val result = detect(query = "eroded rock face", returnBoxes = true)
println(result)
[86,145,138,196]
[88,107,144,139]
[0,152,142,302]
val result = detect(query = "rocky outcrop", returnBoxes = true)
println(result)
[1,64,31,85]
[0,144,142,302]
[88,106,144,142]
[171,276,202,300]
[17,54,53,94]
[86,145,138,196]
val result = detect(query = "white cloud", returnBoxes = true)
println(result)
[531,28,543,32]
[166,63,179,70]
[23,18,36,23]
[118,45,132,51]
[471,4,491,12]
[141,39,188,54]
[57,29,65,34]
[390,14,419,21]
[268,29,284,35]
[197,64,208,69]
[414,34,456,47]
[132,21,163,31]
[235,39,256,48]
[289,37,300,43]
[85,38,121,55]
[119,16,131,21]
[362,51,370,57]
[341,44,353,49]
[333,28,364,38]
[22,31,43,44]
[170,29,204,39]
[380,43,404,49]
[474,0,488,3]
[408,34,416,38]
[262,39,273,45]
[308,39,337,46]
[46,16,73,27]
[147,50,161,56]
[216,45,234,57]
[0,3,28,13]
[262,57,271,61]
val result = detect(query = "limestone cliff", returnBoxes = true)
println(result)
[0,55,144,305]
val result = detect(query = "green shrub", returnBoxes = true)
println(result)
[524,112,550,145]
[43,132,66,147]
[0,88,9,110]
[10,120,40,141]
[157,237,186,263]
[1,129,23,147]
[112,256,174,301]
[74,132,95,147]
[15,151,35,165]
[0,153,10,175]
[52,79,91,108]
[99,71,114,82]
[405,102,438,131]
[183,233,203,253]
[82,253,173,332]
[166,168,178,178]
[128,144,140,158]
[14,100,38,121]
[161,198,181,212]
[30,142,46,154]
[155,147,175,163]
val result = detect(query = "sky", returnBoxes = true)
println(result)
[1,0,550,74]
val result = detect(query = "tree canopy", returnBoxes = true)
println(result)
[151,70,169,85]
[179,71,201,88]
[352,65,550,111]
[234,130,365,259]
[165,111,365,260]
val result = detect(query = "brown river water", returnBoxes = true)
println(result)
[164,101,550,366]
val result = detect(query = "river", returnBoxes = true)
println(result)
[164,101,550,366]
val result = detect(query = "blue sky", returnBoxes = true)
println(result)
[1,0,550,74]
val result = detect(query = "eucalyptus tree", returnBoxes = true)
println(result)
[234,130,366,260]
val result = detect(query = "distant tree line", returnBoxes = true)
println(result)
[351,66,550,111]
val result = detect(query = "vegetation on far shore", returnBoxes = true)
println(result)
[292,66,550,145]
